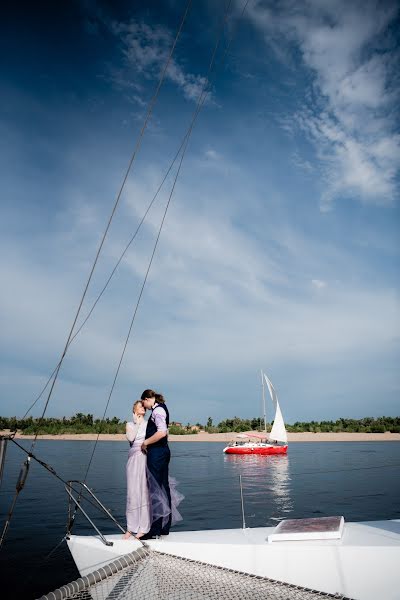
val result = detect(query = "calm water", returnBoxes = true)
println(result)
[1,440,400,598]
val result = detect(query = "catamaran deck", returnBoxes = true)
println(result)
[68,519,400,600]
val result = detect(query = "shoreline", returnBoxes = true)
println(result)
[2,431,400,442]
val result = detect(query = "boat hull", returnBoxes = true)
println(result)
[223,444,288,455]
[67,520,400,600]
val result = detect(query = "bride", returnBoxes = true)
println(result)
[124,400,150,539]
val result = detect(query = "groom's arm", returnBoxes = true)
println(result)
[141,407,167,450]
[142,429,167,448]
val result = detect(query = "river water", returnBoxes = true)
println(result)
[1,439,399,598]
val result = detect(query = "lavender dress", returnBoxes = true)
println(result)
[126,420,150,534]
[126,418,184,534]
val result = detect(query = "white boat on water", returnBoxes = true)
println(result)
[223,372,288,455]
[62,518,400,600]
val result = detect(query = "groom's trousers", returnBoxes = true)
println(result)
[146,445,172,536]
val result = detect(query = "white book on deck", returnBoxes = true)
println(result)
[267,516,345,543]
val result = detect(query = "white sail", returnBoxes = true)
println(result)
[263,373,288,444]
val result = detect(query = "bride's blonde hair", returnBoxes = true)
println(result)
[132,400,144,413]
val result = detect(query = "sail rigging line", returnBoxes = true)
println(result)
[0,455,30,549]
[17,137,190,424]
[80,137,190,490]
[1,436,144,550]
[67,0,251,532]
[23,0,193,453]
[1,0,250,541]
[0,2,193,548]
[78,0,247,486]
[63,0,250,531]
[15,0,238,426]
[18,121,198,424]
[261,369,267,433]
[16,0,250,425]
[1,438,126,518]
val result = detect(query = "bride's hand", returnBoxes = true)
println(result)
[136,414,144,422]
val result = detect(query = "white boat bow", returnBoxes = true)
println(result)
[67,519,400,600]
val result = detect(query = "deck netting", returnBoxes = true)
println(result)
[38,545,351,600]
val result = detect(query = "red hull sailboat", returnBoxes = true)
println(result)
[223,372,288,456]
[223,440,288,455]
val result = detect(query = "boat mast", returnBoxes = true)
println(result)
[261,370,267,433]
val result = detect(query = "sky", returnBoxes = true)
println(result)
[0,0,399,426]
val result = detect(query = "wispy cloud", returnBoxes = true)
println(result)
[311,279,326,290]
[110,21,208,102]
[2,180,396,369]
[204,148,222,161]
[120,171,398,370]
[245,0,400,210]
[291,150,314,173]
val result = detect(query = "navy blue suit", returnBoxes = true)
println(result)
[145,403,171,536]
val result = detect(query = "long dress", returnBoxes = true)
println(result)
[126,420,150,534]
[126,418,184,535]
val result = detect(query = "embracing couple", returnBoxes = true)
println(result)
[123,388,183,540]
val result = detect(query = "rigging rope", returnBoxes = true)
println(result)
[0,437,134,551]
[78,0,242,491]
[0,455,30,548]
[0,0,193,550]
[18,128,193,423]
[67,0,252,533]
[28,0,193,452]
[17,0,248,425]
[0,438,126,521]
[2,0,251,544]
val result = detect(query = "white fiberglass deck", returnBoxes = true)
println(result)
[67,519,400,600]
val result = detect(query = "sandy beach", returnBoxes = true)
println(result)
[3,430,400,442]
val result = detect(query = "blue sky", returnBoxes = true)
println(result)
[0,0,399,425]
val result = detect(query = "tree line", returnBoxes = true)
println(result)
[207,415,400,434]
[0,413,125,435]
[0,414,399,435]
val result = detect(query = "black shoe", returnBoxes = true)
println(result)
[140,533,160,541]
[160,530,169,536]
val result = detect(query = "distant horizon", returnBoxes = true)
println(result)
[2,412,399,426]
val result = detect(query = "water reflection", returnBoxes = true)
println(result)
[223,454,293,525]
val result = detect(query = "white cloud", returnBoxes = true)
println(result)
[118,173,398,374]
[291,151,313,172]
[166,61,207,102]
[110,21,207,102]
[204,148,221,161]
[245,0,400,209]
[311,279,326,289]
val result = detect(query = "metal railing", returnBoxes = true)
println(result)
[66,480,125,546]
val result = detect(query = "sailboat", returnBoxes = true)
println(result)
[223,372,288,455]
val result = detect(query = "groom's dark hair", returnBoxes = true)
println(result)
[141,389,165,403]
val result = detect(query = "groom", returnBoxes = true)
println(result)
[140,389,172,539]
